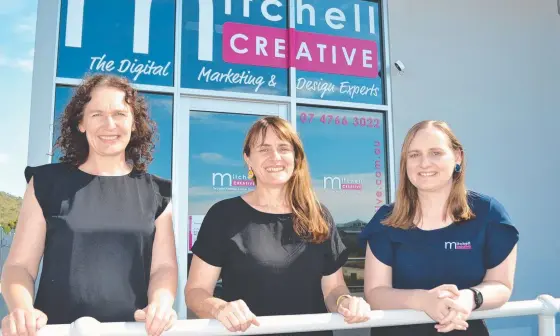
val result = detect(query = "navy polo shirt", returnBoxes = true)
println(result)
[359,191,519,290]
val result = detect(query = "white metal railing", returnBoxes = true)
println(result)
[2,295,559,336]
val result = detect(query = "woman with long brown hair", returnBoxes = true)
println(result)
[360,120,519,335]
[185,116,371,335]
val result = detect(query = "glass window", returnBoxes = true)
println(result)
[187,111,262,250]
[296,105,389,286]
[294,0,384,104]
[145,93,173,179]
[51,86,173,179]
[51,86,75,163]
[181,0,289,95]
[57,0,176,86]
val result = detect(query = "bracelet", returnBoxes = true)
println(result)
[336,294,351,307]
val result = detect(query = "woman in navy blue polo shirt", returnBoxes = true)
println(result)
[360,120,519,335]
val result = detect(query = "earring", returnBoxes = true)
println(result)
[454,163,462,173]
[248,168,254,179]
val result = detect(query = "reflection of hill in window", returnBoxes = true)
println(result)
[337,219,366,229]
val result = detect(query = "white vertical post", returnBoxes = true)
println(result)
[28,0,60,167]
[538,315,556,336]
[537,295,559,336]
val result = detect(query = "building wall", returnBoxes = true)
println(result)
[387,0,560,334]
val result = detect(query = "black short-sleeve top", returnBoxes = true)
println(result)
[24,163,171,324]
[191,196,349,336]
[359,191,519,290]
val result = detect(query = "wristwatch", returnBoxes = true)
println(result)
[468,288,483,310]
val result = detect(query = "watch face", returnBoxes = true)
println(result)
[470,288,482,308]
[474,290,483,306]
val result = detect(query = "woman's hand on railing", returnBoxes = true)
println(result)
[435,289,475,333]
[417,285,470,328]
[133,302,177,336]
[336,295,371,324]
[1,308,47,336]
[214,299,260,333]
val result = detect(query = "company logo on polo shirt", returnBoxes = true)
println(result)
[444,241,472,250]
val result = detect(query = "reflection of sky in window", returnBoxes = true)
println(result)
[188,111,261,215]
[297,106,388,224]
[296,106,386,176]
[187,107,389,224]
[52,86,173,180]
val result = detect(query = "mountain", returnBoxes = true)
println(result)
[0,191,22,233]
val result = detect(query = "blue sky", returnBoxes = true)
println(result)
[0,0,37,197]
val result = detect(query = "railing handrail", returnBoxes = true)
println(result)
[4,295,559,335]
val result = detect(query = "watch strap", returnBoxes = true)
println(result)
[468,288,483,310]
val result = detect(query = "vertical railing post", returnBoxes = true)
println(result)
[70,317,100,336]
[538,315,556,336]
[537,295,559,336]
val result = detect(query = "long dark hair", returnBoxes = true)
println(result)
[243,117,330,243]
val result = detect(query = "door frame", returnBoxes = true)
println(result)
[172,95,289,317]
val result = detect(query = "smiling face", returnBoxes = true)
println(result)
[406,126,461,193]
[78,86,134,159]
[244,129,295,188]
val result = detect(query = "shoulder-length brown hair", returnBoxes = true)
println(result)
[243,116,329,243]
[383,120,475,229]
[54,74,156,172]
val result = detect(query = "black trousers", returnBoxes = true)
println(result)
[370,319,489,336]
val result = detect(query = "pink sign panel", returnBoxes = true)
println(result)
[222,22,378,78]
[222,22,289,69]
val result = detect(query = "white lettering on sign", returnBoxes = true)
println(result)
[65,0,84,49]
[65,0,153,54]
[296,78,336,98]
[262,0,282,22]
[230,34,249,54]
[325,8,345,30]
[296,77,379,99]
[89,54,171,81]
[134,0,152,54]
[198,0,214,61]
[199,0,376,62]
[323,177,342,189]
[197,66,266,92]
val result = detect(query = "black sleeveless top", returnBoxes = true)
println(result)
[24,163,171,324]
